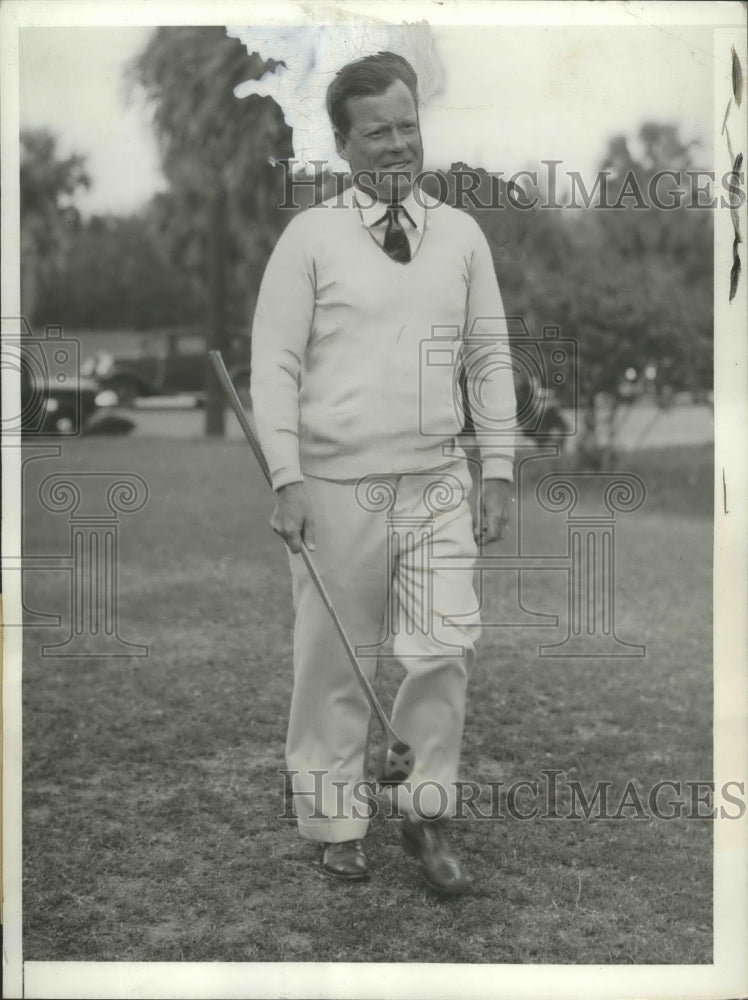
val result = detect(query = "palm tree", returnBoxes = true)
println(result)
[129,27,292,434]
[20,129,90,323]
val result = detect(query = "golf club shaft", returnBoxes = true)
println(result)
[208,350,404,746]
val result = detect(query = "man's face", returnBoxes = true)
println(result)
[336,79,423,204]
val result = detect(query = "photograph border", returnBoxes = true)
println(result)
[2,2,746,998]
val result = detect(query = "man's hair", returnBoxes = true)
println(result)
[326,51,419,137]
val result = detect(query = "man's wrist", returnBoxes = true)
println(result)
[272,467,304,491]
[276,479,304,494]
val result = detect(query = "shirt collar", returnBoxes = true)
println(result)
[352,184,426,231]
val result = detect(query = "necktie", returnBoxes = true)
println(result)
[381,205,412,264]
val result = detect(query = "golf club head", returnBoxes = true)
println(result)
[379,740,415,784]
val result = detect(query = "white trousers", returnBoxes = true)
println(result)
[286,459,481,842]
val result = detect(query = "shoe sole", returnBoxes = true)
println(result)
[421,872,471,896]
[321,867,370,882]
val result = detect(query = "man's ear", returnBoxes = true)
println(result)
[334,129,349,162]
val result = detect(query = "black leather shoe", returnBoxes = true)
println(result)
[401,817,471,896]
[321,839,369,880]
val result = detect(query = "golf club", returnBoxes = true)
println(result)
[208,350,415,784]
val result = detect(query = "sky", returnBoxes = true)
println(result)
[20,27,165,214]
[18,21,715,216]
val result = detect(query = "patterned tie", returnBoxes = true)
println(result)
[381,205,412,263]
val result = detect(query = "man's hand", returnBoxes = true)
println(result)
[474,478,513,544]
[271,481,316,554]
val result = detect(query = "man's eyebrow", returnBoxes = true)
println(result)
[361,116,417,132]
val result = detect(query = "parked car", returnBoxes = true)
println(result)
[20,365,129,436]
[460,369,570,450]
[82,330,251,406]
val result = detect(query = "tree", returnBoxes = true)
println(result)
[500,123,713,468]
[35,209,204,330]
[20,129,90,323]
[128,27,293,435]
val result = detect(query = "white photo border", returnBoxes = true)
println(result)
[2,2,746,999]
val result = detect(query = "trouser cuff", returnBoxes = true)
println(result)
[297,816,370,844]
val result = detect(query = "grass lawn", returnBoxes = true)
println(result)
[21,437,713,963]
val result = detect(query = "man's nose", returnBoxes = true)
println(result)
[388,128,408,152]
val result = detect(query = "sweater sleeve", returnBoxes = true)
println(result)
[250,216,316,491]
[462,222,518,481]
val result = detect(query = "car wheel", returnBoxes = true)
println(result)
[53,416,75,434]
[108,376,141,408]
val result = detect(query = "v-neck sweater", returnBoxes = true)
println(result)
[250,190,517,490]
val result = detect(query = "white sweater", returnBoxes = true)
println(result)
[250,187,517,490]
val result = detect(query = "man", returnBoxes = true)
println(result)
[250,52,516,895]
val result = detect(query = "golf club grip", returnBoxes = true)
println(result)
[208,350,396,739]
